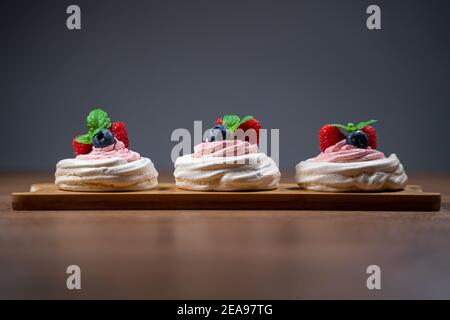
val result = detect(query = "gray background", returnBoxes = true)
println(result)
[1,0,449,172]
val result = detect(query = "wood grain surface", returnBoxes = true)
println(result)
[1,172,450,299]
[11,183,441,211]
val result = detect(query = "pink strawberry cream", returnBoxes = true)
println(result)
[313,140,385,163]
[174,140,280,191]
[295,140,407,192]
[76,139,140,162]
[193,140,258,158]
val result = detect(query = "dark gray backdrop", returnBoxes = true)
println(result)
[1,0,449,172]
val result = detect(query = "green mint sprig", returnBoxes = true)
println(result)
[332,120,377,134]
[222,114,254,133]
[76,133,92,144]
[76,108,112,144]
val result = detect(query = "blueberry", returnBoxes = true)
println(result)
[346,130,369,149]
[92,129,115,148]
[206,124,228,142]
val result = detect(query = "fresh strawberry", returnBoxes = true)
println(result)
[72,136,92,155]
[319,125,346,152]
[361,125,377,149]
[238,118,261,145]
[110,122,129,147]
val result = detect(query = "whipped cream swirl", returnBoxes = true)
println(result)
[174,140,280,191]
[55,140,158,191]
[295,140,407,192]
[76,139,141,162]
[313,140,385,162]
[193,140,259,158]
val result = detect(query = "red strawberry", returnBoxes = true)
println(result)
[111,122,129,147]
[72,136,92,155]
[361,125,377,149]
[239,118,261,145]
[319,125,346,152]
[214,117,223,125]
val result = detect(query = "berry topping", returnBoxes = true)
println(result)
[319,125,346,152]
[72,136,93,156]
[361,125,377,149]
[207,124,228,142]
[213,114,260,145]
[72,109,131,154]
[346,130,369,149]
[111,122,129,148]
[92,129,115,148]
[319,120,378,151]
[238,118,261,145]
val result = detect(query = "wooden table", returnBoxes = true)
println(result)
[1,173,449,299]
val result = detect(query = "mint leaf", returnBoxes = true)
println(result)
[356,120,377,130]
[222,115,241,132]
[76,133,92,145]
[89,127,104,138]
[87,109,111,132]
[331,124,348,131]
[239,115,254,125]
[346,123,357,131]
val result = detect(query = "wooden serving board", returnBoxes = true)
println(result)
[11,183,441,211]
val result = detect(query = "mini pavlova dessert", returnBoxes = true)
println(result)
[295,120,407,192]
[174,115,280,191]
[55,109,158,191]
